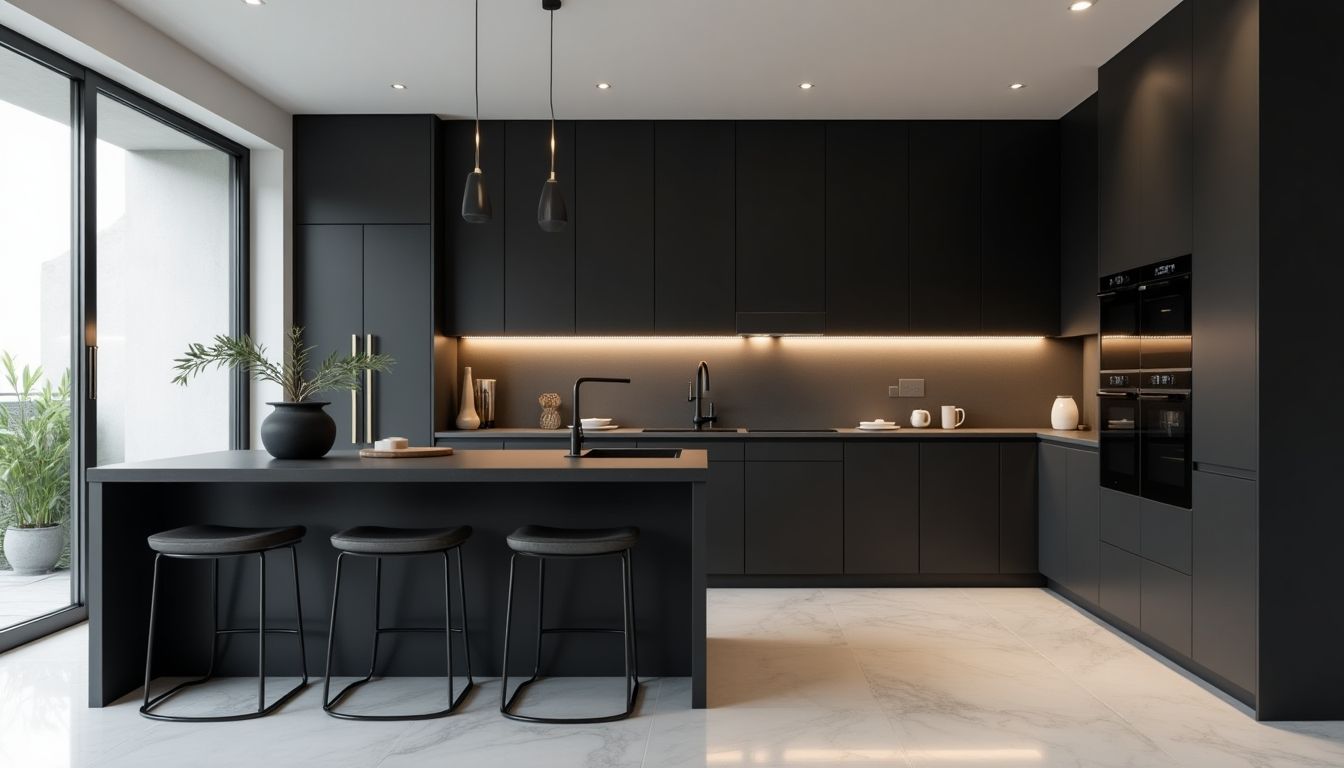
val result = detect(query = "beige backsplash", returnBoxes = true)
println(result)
[444,336,1089,431]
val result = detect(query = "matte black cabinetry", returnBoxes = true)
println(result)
[909,122,982,333]
[296,224,434,446]
[1141,559,1192,657]
[1099,542,1142,628]
[1193,0,1258,473]
[576,121,655,334]
[1038,444,1068,582]
[843,443,918,574]
[1060,95,1099,337]
[444,120,506,335]
[1098,1,1193,274]
[1064,449,1100,604]
[919,442,999,573]
[999,443,1039,573]
[640,439,745,574]
[1193,470,1257,696]
[735,122,827,326]
[981,122,1060,335]
[295,115,436,225]
[504,121,576,334]
[654,122,736,334]
[745,450,843,575]
[825,122,910,333]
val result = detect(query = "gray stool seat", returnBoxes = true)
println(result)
[330,525,472,555]
[506,525,640,557]
[147,524,305,556]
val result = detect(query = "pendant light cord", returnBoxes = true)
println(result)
[548,8,556,179]
[473,0,481,171]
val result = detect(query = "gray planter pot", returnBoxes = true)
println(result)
[3,525,65,576]
[260,401,337,459]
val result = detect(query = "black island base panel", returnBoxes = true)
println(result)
[86,450,708,710]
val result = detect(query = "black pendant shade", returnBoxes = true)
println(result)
[461,169,492,223]
[537,177,567,232]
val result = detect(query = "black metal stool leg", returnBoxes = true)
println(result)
[290,545,309,684]
[141,553,163,712]
[499,552,519,714]
[257,550,266,713]
[441,548,474,712]
[322,552,346,708]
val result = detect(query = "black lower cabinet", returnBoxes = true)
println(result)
[999,443,1038,574]
[1192,470,1257,695]
[745,460,843,574]
[1064,449,1100,604]
[1038,444,1068,582]
[843,443,918,574]
[1099,542,1142,628]
[919,443,999,574]
[706,461,746,574]
[1099,487,1141,553]
[1141,559,1192,657]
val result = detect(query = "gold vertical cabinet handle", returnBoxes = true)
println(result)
[351,334,359,443]
[365,334,374,443]
[87,345,98,400]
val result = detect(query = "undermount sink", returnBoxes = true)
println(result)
[578,448,683,459]
[746,428,839,433]
[639,428,743,433]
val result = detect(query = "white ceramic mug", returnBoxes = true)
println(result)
[940,405,966,429]
[910,409,931,428]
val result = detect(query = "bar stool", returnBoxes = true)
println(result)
[500,525,640,723]
[140,524,309,722]
[322,525,475,720]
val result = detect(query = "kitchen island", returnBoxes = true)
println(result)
[85,449,709,708]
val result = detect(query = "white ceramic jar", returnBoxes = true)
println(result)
[1051,395,1080,430]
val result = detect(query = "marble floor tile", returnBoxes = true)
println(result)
[3,588,1343,767]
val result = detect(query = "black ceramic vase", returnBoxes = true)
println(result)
[260,401,337,459]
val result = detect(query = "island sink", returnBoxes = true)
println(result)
[579,448,683,459]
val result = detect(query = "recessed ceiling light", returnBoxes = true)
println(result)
[390,83,407,90]
[1069,1,1095,11]
[595,82,611,90]
[1010,82,1026,90]
[799,82,814,90]
[242,0,265,6]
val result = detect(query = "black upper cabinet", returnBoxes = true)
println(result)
[909,122,982,333]
[444,119,506,335]
[1193,0,1258,473]
[295,115,437,225]
[825,122,910,334]
[1060,95,1099,337]
[575,121,655,334]
[982,121,1060,335]
[655,122,736,334]
[735,122,826,317]
[504,121,576,334]
[1099,1,1193,274]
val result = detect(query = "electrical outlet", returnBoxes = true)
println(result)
[888,386,901,398]
[898,378,925,398]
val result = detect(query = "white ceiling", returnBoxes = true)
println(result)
[108,0,1180,120]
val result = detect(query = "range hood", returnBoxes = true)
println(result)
[735,312,826,336]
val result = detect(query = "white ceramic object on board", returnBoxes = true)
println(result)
[1051,395,1080,430]
[910,409,932,428]
[940,405,966,429]
[456,366,481,430]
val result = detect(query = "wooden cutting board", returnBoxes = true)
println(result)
[358,446,454,458]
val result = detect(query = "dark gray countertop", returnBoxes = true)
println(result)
[435,426,1099,449]
[86,449,710,484]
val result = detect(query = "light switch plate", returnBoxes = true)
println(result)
[898,378,925,398]
[888,386,901,398]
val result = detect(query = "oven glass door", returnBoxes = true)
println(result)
[1138,276,1192,370]
[1099,394,1140,495]
[1100,291,1140,372]
[1140,394,1191,508]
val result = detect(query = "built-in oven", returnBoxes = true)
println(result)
[1098,256,1192,509]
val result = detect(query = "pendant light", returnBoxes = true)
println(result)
[537,0,567,232]
[461,0,492,223]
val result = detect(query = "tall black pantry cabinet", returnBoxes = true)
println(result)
[294,115,440,446]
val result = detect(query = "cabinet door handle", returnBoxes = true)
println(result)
[365,334,375,442]
[351,334,360,443]
[87,345,98,400]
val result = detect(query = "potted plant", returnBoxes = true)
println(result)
[0,353,71,576]
[173,327,393,459]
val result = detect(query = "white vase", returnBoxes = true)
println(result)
[1051,395,1080,430]
[456,366,481,430]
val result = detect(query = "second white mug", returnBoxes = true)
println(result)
[910,409,931,428]
[940,405,966,429]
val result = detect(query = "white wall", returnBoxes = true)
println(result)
[0,0,293,445]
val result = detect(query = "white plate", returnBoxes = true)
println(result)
[858,424,899,431]
[569,424,620,431]
[581,418,613,427]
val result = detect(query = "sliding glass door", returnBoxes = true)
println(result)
[0,42,77,637]
[0,26,250,652]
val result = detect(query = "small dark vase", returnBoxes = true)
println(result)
[260,401,337,459]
